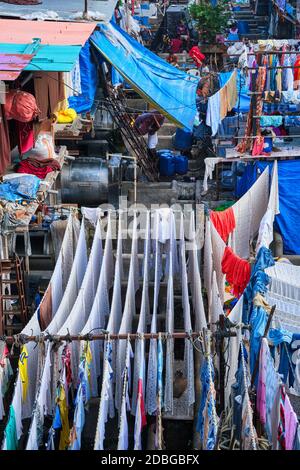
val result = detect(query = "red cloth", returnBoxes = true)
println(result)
[17,157,61,179]
[170,38,182,54]
[16,121,34,155]
[221,246,251,297]
[0,104,11,176]
[188,46,205,67]
[210,207,236,243]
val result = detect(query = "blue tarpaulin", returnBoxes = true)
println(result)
[68,40,99,114]
[91,22,199,130]
[238,160,300,255]
[0,175,40,202]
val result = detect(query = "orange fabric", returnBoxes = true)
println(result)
[210,207,236,243]
[221,246,251,297]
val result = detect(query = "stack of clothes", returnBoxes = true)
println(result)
[17,156,61,179]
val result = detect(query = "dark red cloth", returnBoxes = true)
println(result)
[0,104,11,176]
[188,46,205,67]
[16,121,34,155]
[17,157,61,179]
[221,246,251,297]
[170,38,182,54]
[210,207,236,243]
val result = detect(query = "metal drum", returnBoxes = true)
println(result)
[61,157,121,206]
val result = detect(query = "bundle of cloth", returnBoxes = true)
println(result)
[16,131,61,179]
[17,157,61,179]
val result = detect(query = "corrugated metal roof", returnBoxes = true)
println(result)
[0,20,96,45]
[0,44,81,72]
[0,52,33,80]
[0,0,117,21]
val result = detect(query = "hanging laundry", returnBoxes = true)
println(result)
[155,334,164,450]
[146,211,163,415]
[206,91,220,136]
[117,338,133,450]
[221,246,251,297]
[132,212,150,415]
[94,339,114,450]
[187,213,207,331]
[210,207,236,243]
[18,346,29,403]
[116,215,139,412]
[133,336,147,450]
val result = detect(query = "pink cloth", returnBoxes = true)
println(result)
[257,338,267,424]
[284,394,298,450]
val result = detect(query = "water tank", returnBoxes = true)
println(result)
[61,157,121,206]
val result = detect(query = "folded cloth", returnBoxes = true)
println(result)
[17,157,61,179]
[210,207,236,243]
[260,116,283,127]
[284,115,300,127]
[221,246,251,297]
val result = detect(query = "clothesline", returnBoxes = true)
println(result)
[0,330,238,345]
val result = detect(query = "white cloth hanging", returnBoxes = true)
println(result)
[94,340,114,450]
[256,161,280,253]
[115,215,139,412]
[187,213,207,331]
[164,211,176,415]
[79,213,113,397]
[232,166,269,258]
[146,211,162,415]
[132,212,150,415]
[225,295,243,409]
[179,213,195,408]
[117,339,133,450]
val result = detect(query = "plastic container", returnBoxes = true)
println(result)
[159,153,176,177]
[263,137,273,154]
[174,154,188,175]
[220,170,234,190]
[174,128,193,150]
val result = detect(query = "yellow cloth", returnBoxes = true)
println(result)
[18,345,29,402]
[226,70,237,112]
[220,87,228,120]
[56,108,77,124]
[84,341,92,383]
[57,384,70,450]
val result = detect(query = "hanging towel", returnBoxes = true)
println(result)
[221,246,251,297]
[210,207,236,243]
[206,91,221,136]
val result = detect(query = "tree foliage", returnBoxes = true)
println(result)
[189,0,231,43]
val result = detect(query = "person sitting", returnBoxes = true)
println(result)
[170,37,183,54]
[226,22,239,42]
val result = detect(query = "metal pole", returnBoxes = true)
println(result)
[83,0,88,18]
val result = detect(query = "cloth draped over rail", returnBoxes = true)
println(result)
[26,219,91,449]
[2,214,80,450]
